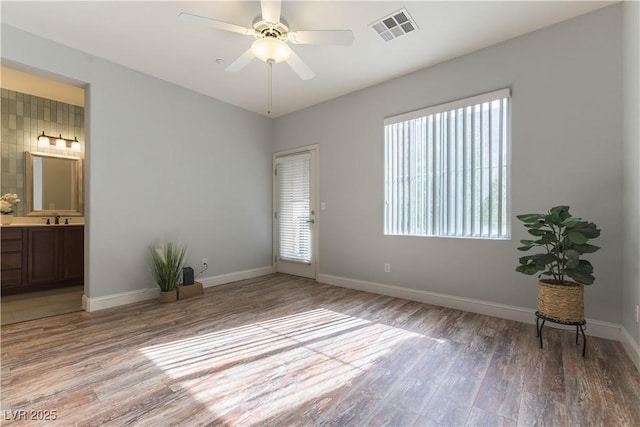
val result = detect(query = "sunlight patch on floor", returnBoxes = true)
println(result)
[140,308,442,424]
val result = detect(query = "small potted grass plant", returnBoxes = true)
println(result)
[516,205,600,322]
[150,242,187,303]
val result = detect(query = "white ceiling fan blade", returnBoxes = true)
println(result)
[179,12,255,36]
[226,48,255,72]
[288,30,354,46]
[261,0,281,25]
[286,49,315,80]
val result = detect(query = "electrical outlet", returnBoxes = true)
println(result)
[384,263,391,273]
[202,258,208,266]
[636,304,639,324]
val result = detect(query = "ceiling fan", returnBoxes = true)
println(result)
[179,0,354,81]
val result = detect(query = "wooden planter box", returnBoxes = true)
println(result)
[177,281,203,300]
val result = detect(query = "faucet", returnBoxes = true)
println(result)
[54,215,60,225]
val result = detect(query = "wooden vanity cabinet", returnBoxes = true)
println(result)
[28,227,60,284]
[62,226,84,280]
[1,226,84,295]
[1,228,27,290]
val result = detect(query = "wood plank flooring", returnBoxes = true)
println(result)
[1,274,639,426]
[1,286,84,326]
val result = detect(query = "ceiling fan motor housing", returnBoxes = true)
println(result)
[253,17,290,41]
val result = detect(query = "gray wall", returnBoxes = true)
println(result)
[2,24,273,298]
[274,5,624,323]
[623,1,640,348]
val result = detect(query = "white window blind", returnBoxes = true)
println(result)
[277,153,312,263]
[384,89,510,239]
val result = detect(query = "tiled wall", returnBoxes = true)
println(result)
[1,88,84,217]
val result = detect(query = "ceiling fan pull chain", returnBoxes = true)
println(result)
[267,60,273,115]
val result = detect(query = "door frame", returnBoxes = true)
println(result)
[272,144,319,280]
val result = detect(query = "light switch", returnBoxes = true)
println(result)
[321,202,326,211]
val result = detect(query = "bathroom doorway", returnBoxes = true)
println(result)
[0,67,87,324]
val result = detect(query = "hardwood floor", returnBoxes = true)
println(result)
[1,286,84,326]
[1,274,639,426]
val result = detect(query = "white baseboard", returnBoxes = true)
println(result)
[84,265,274,312]
[317,273,622,341]
[83,287,159,312]
[621,326,640,372]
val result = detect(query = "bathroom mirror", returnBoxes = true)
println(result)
[25,152,83,216]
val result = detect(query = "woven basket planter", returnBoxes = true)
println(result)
[158,289,177,303]
[538,280,584,323]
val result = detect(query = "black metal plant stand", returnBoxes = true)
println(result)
[535,311,587,358]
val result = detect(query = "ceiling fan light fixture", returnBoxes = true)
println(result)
[251,37,290,63]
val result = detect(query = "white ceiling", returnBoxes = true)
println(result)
[1,1,614,118]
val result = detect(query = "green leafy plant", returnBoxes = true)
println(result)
[150,242,187,292]
[516,206,600,285]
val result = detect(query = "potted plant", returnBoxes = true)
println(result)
[150,242,187,303]
[516,205,600,323]
[1,193,20,225]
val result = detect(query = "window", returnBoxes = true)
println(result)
[384,89,510,239]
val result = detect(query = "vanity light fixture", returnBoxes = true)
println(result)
[37,131,81,151]
[37,132,49,147]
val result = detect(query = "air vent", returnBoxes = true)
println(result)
[370,8,418,42]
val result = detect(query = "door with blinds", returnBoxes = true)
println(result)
[274,147,318,279]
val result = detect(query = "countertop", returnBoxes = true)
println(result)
[1,223,84,227]
[1,217,84,227]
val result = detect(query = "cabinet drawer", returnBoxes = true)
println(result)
[1,269,23,286]
[1,239,22,252]
[1,228,22,240]
[1,252,22,269]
